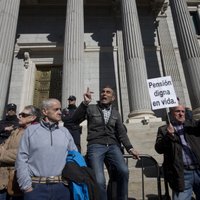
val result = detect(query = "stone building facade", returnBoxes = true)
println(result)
[1,0,200,123]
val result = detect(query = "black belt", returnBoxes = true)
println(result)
[184,164,200,170]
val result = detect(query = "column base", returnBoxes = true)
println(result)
[127,110,162,124]
[192,107,200,120]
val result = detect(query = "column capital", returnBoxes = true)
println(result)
[150,0,168,15]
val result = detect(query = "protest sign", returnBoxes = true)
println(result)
[147,76,178,110]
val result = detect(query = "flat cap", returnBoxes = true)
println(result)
[7,103,17,111]
[68,95,76,101]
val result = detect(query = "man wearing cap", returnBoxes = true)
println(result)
[0,103,19,144]
[62,95,82,152]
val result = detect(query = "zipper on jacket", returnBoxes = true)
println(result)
[50,129,53,146]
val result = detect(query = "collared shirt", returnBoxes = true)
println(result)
[175,125,198,166]
[102,106,111,124]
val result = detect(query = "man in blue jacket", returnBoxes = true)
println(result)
[72,86,140,200]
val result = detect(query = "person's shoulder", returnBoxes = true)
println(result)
[62,107,69,112]
[0,118,6,123]
[58,126,72,136]
[26,123,41,132]
[158,124,168,132]
[111,106,120,116]
[12,115,19,122]
[158,124,167,128]
[111,106,118,111]
[59,125,73,132]
[20,123,41,139]
[88,104,97,107]
[87,104,98,109]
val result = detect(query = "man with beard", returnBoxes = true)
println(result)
[72,86,140,200]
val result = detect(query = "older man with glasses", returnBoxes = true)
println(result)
[0,105,41,200]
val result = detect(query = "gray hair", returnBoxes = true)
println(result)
[41,98,60,110]
[101,85,116,97]
[24,105,41,122]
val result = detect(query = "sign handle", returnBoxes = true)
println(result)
[166,107,171,124]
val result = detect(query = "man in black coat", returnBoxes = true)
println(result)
[62,96,82,152]
[155,105,200,200]
[0,103,19,144]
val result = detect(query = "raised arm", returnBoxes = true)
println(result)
[72,87,93,124]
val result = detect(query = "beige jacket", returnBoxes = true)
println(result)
[0,128,24,190]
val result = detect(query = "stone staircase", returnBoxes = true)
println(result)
[80,121,172,200]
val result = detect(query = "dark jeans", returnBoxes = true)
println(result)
[0,190,23,200]
[87,144,129,200]
[23,183,70,200]
[0,190,6,200]
[10,196,24,200]
[173,169,200,200]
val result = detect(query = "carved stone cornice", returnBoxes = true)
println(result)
[186,0,200,6]
[20,0,169,9]
[24,52,30,69]
[150,0,166,15]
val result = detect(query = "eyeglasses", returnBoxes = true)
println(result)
[19,112,33,118]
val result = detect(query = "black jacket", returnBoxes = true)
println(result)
[155,120,200,192]
[62,105,81,131]
[62,162,100,200]
[72,102,133,152]
[0,115,19,144]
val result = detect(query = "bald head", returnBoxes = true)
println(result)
[170,105,185,124]
[41,98,62,123]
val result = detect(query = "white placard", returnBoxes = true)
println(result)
[147,76,178,110]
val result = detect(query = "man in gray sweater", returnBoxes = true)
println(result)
[15,98,77,200]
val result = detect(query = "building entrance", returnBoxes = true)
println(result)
[33,66,62,107]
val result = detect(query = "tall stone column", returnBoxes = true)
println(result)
[120,0,155,122]
[198,5,200,21]
[62,0,84,107]
[0,0,20,118]
[169,0,200,118]
[157,13,186,104]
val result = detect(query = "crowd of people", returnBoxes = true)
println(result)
[0,85,199,200]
